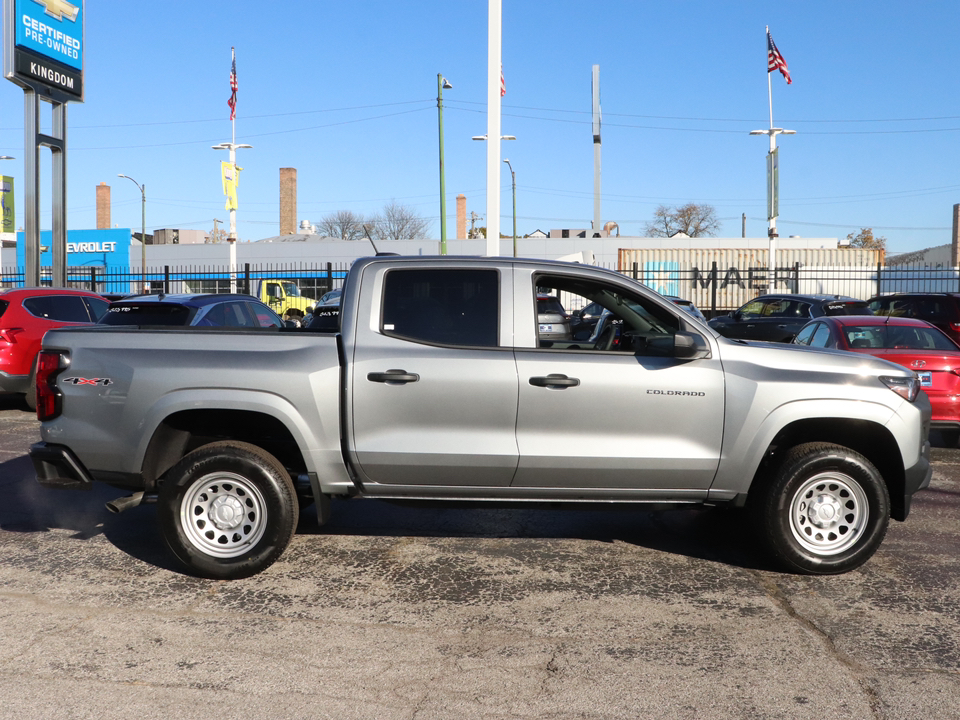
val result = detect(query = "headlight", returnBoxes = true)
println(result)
[881,375,920,402]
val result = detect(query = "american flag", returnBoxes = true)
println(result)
[228,47,238,120]
[500,65,505,97]
[767,30,791,84]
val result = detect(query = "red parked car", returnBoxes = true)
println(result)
[793,315,960,444]
[0,287,110,409]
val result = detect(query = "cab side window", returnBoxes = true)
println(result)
[381,268,499,347]
[533,274,680,355]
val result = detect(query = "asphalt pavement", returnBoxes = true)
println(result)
[0,393,958,719]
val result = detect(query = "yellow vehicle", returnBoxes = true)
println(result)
[256,280,315,322]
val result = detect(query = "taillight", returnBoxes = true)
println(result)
[36,350,69,421]
[951,323,960,332]
[0,328,23,344]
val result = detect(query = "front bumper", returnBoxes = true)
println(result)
[30,442,94,490]
[898,438,932,520]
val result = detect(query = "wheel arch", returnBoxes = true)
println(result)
[141,408,308,489]
[752,418,907,521]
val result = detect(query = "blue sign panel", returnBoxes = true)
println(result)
[16,228,131,269]
[15,0,83,71]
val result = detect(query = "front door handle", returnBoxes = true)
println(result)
[368,369,420,384]
[529,374,580,388]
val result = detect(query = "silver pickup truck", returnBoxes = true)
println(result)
[30,256,932,579]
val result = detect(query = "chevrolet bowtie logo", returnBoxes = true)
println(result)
[33,0,80,22]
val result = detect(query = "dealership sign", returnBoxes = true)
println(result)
[4,0,84,100]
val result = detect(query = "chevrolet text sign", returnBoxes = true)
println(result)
[4,0,84,100]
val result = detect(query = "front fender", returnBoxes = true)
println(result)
[709,396,902,498]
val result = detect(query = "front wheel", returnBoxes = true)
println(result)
[751,442,890,574]
[158,441,298,579]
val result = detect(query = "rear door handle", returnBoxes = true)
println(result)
[529,374,580,388]
[367,369,420,384]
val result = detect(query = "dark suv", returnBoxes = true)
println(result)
[709,293,872,343]
[867,293,960,346]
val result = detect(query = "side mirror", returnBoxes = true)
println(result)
[674,331,712,360]
[731,311,741,321]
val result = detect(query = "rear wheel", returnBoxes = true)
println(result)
[751,442,890,574]
[158,441,298,579]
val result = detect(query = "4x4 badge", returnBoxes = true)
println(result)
[62,377,113,386]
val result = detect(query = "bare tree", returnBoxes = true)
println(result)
[643,203,720,238]
[317,210,368,241]
[370,201,430,242]
[845,227,886,250]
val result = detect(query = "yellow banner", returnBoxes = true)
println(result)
[221,161,238,211]
[1,176,14,233]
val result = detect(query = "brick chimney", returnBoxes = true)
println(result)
[96,182,111,229]
[280,168,297,235]
[456,194,466,239]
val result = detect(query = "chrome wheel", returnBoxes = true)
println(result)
[789,471,868,557]
[180,471,268,559]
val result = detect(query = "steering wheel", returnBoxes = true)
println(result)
[593,325,617,351]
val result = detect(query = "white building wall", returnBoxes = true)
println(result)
[133,235,842,271]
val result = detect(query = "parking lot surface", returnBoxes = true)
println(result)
[0,394,958,719]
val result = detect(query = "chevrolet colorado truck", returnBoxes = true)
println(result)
[30,256,932,579]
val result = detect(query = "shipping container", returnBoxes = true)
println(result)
[618,248,883,312]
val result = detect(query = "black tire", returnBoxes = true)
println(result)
[158,441,298,580]
[751,442,890,574]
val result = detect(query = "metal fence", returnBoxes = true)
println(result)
[623,261,960,317]
[0,262,352,300]
[4,260,960,317]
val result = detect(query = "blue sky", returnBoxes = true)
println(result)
[2,0,959,255]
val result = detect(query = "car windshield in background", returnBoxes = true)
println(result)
[845,324,958,351]
[100,304,194,326]
[823,301,871,315]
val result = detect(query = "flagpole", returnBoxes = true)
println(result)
[767,27,776,285]
[213,47,252,293]
[767,26,774,131]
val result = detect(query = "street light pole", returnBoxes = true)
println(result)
[117,174,146,293]
[437,74,452,255]
[749,127,795,288]
[503,159,516,257]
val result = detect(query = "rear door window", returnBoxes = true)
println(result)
[23,295,91,322]
[381,268,499,347]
